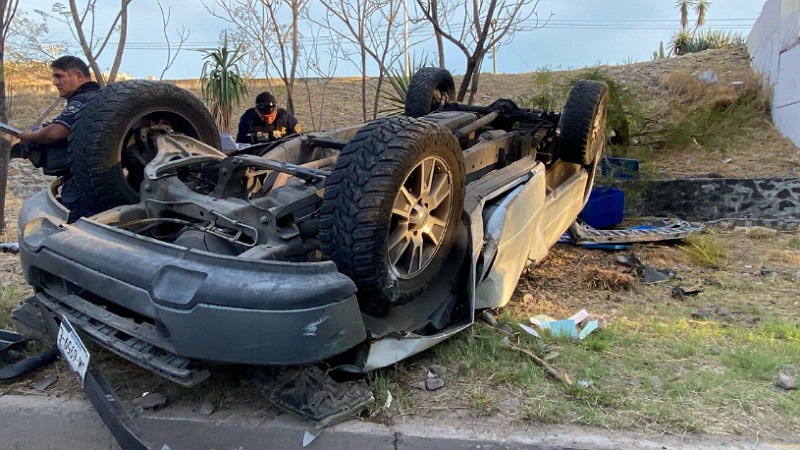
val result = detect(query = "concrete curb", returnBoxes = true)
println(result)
[1,394,795,449]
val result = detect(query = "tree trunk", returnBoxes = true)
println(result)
[0,2,8,232]
[457,57,477,103]
[432,0,445,68]
[360,47,367,122]
[467,60,482,104]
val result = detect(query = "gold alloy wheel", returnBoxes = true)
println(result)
[387,155,454,279]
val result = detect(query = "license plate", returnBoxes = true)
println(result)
[57,316,90,387]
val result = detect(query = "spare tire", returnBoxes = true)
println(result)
[69,80,221,210]
[404,67,456,118]
[558,80,609,166]
[319,117,465,316]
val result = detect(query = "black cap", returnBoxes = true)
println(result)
[255,92,277,113]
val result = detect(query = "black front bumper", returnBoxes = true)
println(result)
[19,189,367,379]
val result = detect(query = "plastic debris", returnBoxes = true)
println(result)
[529,309,603,340]
[303,429,322,447]
[0,242,19,253]
[518,323,540,338]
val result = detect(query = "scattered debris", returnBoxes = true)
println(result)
[721,157,733,164]
[255,366,373,427]
[0,242,19,253]
[760,266,774,276]
[528,309,604,341]
[425,377,445,391]
[479,310,498,327]
[580,243,631,251]
[383,391,393,409]
[569,219,701,245]
[411,381,426,390]
[643,266,676,285]
[518,323,540,338]
[578,380,593,388]
[132,392,167,410]
[33,373,58,392]
[0,329,59,381]
[500,338,572,386]
[671,285,703,300]
[302,429,322,447]
[615,252,677,285]
[691,310,711,320]
[199,399,215,415]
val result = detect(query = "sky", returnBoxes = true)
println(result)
[18,0,765,80]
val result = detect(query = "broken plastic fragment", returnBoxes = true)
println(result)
[303,430,322,447]
[578,319,599,340]
[384,391,393,409]
[518,323,540,338]
[568,309,589,324]
[549,319,577,338]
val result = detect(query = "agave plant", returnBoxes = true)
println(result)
[380,54,433,115]
[200,34,248,133]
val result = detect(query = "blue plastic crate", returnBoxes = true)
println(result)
[579,186,625,229]
[601,157,639,179]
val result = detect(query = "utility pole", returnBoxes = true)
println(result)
[491,19,497,74]
[403,0,409,77]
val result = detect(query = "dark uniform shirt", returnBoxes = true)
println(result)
[52,81,101,140]
[236,107,300,144]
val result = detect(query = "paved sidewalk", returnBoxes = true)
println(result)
[0,394,794,449]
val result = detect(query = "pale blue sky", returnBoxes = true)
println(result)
[19,0,763,79]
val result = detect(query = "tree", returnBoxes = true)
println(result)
[415,0,543,103]
[315,0,415,121]
[40,0,132,87]
[203,0,307,115]
[156,0,190,80]
[0,0,19,233]
[200,34,248,133]
[261,0,305,115]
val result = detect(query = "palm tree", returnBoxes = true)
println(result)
[694,0,711,30]
[200,33,248,133]
[675,0,692,31]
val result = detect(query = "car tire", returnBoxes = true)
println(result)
[558,80,609,166]
[320,117,465,316]
[404,67,456,118]
[69,80,221,210]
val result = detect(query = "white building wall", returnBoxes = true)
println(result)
[747,0,800,147]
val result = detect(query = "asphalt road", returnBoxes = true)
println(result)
[0,394,789,450]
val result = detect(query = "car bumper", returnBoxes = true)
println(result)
[18,189,367,374]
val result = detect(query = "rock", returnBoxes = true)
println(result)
[479,310,498,327]
[522,293,534,303]
[649,376,663,394]
[425,377,445,391]
[775,373,796,390]
[500,323,513,334]
[760,267,774,276]
[498,398,521,414]
[779,364,796,375]
[200,399,215,415]
[691,310,711,320]
[132,392,167,410]
[628,377,641,387]
[697,69,718,85]
[411,381,426,390]
[34,374,58,392]
[708,346,722,355]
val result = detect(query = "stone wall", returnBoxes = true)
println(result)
[622,178,800,222]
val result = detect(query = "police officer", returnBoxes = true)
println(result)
[15,55,101,222]
[236,91,301,144]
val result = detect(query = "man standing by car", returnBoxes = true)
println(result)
[236,91,301,144]
[15,55,101,222]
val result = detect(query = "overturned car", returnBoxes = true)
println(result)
[16,68,608,436]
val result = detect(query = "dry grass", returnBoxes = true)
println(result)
[582,267,634,290]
